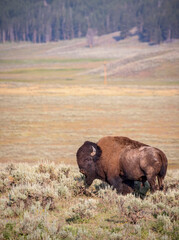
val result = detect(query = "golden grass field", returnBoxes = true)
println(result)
[0,34,179,168]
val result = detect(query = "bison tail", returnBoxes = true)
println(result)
[158,151,168,178]
[157,151,168,190]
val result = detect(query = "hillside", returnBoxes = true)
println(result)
[0,35,179,85]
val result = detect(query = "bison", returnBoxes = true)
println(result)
[76,136,168,195]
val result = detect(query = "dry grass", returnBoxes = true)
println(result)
[0,84,178,96]
[0,82,178,168]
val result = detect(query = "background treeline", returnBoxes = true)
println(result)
[0,0,178,44]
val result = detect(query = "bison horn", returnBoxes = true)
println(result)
[91,146,96,156]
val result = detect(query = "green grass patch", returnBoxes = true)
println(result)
[0,58,110,65]
[0,68,84,74]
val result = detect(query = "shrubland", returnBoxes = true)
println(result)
[0,162,178,240]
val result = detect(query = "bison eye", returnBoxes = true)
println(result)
[84,157,92,162]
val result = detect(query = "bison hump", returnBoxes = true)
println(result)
[114,136,148,148]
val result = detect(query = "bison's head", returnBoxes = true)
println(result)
[76,141,102,186]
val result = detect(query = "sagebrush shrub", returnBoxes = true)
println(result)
[97,185,120,204]
[67,198,98,222]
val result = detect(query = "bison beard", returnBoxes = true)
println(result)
[76,136,168,197]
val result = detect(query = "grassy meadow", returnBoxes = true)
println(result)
[0,33,179,239]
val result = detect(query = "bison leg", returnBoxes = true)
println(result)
[146,174,157,193]
[122,180,134,195]
[107,176,123,193]
[157,175,164,190]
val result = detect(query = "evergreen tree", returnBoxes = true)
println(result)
[0,0,178,44]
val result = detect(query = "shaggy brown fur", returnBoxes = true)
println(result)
[76,136,168,194]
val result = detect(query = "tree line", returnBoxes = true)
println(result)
[0,0,178,44]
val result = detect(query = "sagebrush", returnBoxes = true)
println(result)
[0,162,178,240]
